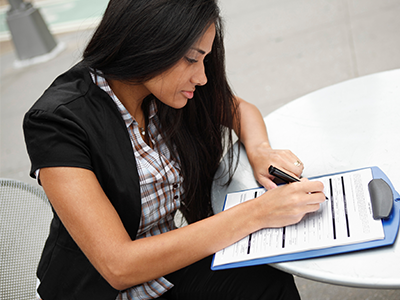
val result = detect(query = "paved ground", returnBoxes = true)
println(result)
[1,0,400,299]
[0,0,109,41]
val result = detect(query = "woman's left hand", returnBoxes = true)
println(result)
[246,141,304,190]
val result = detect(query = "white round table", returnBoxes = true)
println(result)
[212,69,400,288]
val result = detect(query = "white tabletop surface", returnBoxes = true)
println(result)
[211,68,400,288]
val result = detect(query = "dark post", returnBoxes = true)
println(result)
[6,0,58,61]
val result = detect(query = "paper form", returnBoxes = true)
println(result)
[213,168,385,267]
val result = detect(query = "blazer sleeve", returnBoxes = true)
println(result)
[23,106,93,178]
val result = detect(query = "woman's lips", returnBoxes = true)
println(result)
[182,90,194,99]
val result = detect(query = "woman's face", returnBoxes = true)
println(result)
[142,23,216,109]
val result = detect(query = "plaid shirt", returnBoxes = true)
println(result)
[92,73,183,299]
[35,73,184,300]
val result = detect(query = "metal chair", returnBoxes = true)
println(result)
[0,179,52,300]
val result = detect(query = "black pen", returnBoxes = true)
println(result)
[268,165,328,199]
[268,165,300,183]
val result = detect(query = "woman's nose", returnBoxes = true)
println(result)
[191,63,208,86]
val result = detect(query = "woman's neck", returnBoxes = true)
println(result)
[107,79,150,126]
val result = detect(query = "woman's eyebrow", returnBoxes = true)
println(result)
[191,47,207,55]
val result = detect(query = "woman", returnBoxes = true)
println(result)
[23,0,325,299]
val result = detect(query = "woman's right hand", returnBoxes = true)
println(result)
[38,167,324,291]
[252,178,325,229]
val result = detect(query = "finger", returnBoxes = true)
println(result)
[257,175,278,190]
[271,152,304,177]
[298,179,327,203]
[286,158,304,177]
[305,202,322,214]
[306,192,327,205]
[300,178,325,193]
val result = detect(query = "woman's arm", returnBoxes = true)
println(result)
[233,96,304,190]
[40,166,324,290]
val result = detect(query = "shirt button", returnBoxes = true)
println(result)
[174,195,179,200]
[173,184,179,189]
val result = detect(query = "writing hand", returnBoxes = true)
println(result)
[254,178,325,228]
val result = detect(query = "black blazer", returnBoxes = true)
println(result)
[23,62,141,299]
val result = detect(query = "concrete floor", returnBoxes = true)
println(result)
[1,0,400,299]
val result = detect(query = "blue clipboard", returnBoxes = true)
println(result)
[211,166,400,270]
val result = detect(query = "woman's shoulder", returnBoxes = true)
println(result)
[28,62,110,114]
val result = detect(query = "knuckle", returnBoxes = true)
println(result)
[291,182,303,193]
[315,180,324,190]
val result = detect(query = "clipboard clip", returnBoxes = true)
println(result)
[368,179,394,219]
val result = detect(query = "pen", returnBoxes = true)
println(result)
[268,165,300,183]
[268,165,328,199]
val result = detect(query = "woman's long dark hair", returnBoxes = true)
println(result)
[83,0,240,224]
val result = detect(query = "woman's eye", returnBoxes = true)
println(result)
[185,57,198,64]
